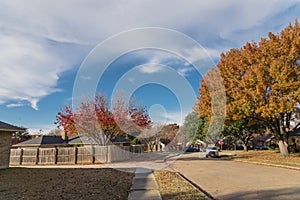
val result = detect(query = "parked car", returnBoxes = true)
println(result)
[254,146,268,151]
[205,146,219,158]
[184,146,199,152]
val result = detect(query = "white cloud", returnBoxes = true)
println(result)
[27,126,57,135]
[0,0,298,109]
[133,46,219,77]
[148,110,185,126]
[134,46,219,77]
[181,47,221,63]
[0,34,69,109]
[164,111,191,126]
[177,67,194,77]
[6,103,25,108]
[1,1,297,46]
[138,64,165,74]
[148,103,192,125]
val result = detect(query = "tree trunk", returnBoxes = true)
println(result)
[148,144,153,152]
[278,140,289,158]
[242,144,248,151]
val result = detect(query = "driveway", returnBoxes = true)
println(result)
[171,152,300,200]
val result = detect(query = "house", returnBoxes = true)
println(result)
[68,135,130,146]
[251,134,275,149]
[289,129,300,152]
[112,137,131,146]
[12,135,68,148]
[13,133,131,148]
[68,135,98,145]
[0,121,26,169]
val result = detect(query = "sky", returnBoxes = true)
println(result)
[0,0,299,134]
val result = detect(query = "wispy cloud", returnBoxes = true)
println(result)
[177,67,194,77]
[0,34,71,110]
[27,124,58,135]
[181,47,220,63]
[0,0,298,110]
[138,64,165,74]
[164,111,191,125]
[6,103,25,108]
[149,105,191,125]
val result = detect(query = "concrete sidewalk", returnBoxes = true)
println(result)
[171,153,300,200]
[128,168,162,200]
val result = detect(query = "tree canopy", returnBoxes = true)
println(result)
[55,93,151,145]
[196,20,300,157]
[181,111,208,144]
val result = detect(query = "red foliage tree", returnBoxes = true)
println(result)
[55,106,77,137]
[55,94,152,144]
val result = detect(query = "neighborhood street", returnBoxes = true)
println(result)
[171,152,300,200]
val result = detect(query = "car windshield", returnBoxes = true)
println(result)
[207,147,218,150]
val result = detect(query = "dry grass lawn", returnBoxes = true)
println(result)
[0,168,134,200]
[232,150,300,168]
[154,170,206,200]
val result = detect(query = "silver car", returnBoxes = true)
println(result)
[205,146,219,158]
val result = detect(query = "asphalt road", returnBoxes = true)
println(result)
[171,152,300,200]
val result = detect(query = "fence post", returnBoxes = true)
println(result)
[74,147,78,164]
[107,146,109,163]
[36,148,39,165]
[92,145,95,164]
[20,148,23,165]
[55,147,58,164]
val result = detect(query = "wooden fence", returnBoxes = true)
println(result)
[10,145,144,166]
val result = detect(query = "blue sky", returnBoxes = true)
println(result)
[0,0,299,134]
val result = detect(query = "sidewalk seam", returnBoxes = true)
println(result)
[128,168,162,200]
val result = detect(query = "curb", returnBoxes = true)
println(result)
[170,166,216,200]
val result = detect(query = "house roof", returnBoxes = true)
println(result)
[0,121,26,132]
[113,137,130,143]
[13,134,131,147]
[13,135,67,147]
[290,129,300,137]
[68,135,98,145]
[68,135,130,145]
[68,135,130,144]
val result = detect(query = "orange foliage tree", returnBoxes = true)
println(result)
[195,68,226,144]
[196,20,300,157]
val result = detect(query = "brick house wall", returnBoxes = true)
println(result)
[0,132,12,169]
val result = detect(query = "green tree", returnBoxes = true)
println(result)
[222,119,264,151]
[195,117,207,142]
[12,129,30,139]
[181,112,208,144]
